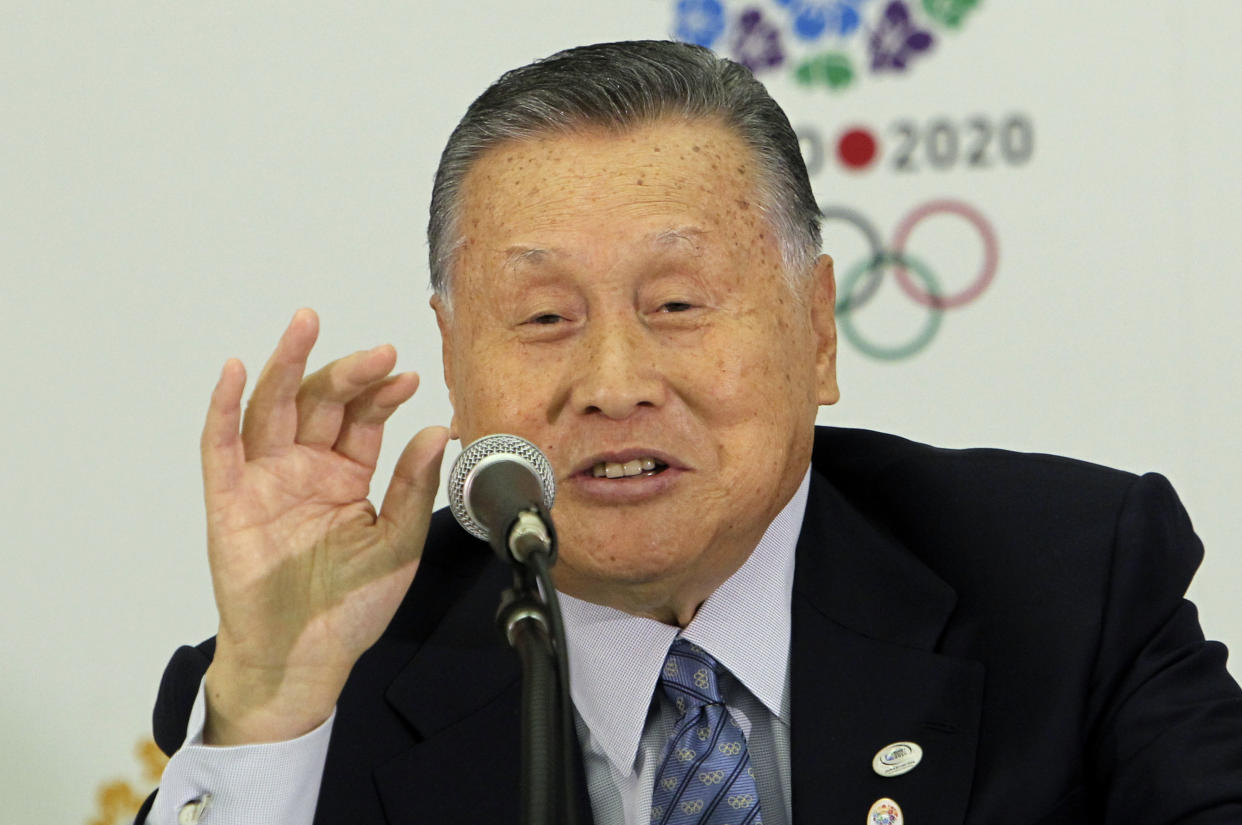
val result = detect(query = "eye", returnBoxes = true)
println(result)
[526,313,566,325]
[659,301,695,313]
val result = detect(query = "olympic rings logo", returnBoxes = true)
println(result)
[826,199,999,360]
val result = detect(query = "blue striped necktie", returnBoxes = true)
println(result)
[648,639,763,825]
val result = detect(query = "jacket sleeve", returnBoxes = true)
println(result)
[1087,472,1242,823]
[133,643,214,824]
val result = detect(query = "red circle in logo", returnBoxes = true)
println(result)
[837,127,878,170]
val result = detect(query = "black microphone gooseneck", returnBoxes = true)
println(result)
[448,435,578,825]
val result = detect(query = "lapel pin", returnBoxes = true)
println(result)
[872,741,923,777]
[868,797,903,825]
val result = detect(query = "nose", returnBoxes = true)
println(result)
[569,314,666,420]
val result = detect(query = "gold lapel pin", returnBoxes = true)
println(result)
[867,797,903,825]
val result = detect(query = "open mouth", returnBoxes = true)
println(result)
[590,457,670,479]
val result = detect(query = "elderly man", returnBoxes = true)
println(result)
[138,41,1242,825]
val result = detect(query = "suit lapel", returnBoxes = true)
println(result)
[370,543,524,823]
[791,471,984,825]
[371,534,596,825]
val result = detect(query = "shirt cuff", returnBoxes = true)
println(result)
[145,678,335,825]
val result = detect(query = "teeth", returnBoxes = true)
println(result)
[591,457,664,478]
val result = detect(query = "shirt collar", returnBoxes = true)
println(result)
[560,468,810,775]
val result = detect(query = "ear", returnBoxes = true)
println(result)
[429,293,462,440]
[810,254,840,406]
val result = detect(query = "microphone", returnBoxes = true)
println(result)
[450,435,576,825]
[447,433,558,564]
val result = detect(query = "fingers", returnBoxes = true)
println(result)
[379,425,450,558]
[241,309,320,458]
[332,372,421,468]
[293,345,399,450]
[202,358,248,498]
[225,309,425,473]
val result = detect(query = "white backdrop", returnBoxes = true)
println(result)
[3,2,1239,822]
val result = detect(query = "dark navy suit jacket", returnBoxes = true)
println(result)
[138,427,1242,824]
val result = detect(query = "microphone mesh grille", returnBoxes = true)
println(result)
[447,433,557,541]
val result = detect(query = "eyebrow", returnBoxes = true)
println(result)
[502,226,707,270]
[652,226,706,250]
[502,246,556,271]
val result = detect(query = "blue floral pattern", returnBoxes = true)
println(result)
[675,0,728,47]
[773,0,869,40]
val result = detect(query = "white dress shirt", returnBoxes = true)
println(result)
[146,468,809,825]
[144,682,336,824]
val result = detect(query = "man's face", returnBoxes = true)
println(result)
[434,118,838,624]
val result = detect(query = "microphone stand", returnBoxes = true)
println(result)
[494,505,578,825]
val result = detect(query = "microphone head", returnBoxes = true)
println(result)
[447,433,557,542]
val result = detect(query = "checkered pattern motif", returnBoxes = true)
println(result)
[648,640,762,825]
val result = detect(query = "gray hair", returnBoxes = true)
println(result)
[427,40,822,300]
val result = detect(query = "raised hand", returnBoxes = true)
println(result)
[198,309,449,745]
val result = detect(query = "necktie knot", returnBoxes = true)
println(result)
[660,638,724,719]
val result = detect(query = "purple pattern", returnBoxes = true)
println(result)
[731,8,786,72]
[868,0,934,71]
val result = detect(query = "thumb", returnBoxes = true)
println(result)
[379,425,450,556]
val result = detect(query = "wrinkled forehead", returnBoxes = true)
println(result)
[450,119,773,279]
